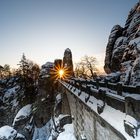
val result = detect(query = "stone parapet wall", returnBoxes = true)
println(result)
[58,81,126,140]
[66,90,126,140]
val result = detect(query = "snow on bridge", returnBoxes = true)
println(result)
[58,78,140,140]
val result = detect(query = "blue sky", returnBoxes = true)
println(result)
[0,0,138,70]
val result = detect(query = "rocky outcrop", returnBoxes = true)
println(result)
[104,25,123,73]
[0,77,24,127]
[12,104,34,139]
[104,2,140,86]
[0,63,56,139]
[0,126,17,140]
[63,48,74,77]
[0,125,26,140]
[39,62,54,78]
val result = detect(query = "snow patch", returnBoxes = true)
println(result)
[13,104,32,126]
[32,121,51,140]
[16,133,26,139]
[56,94,62,103]
[3,85,20,102]
[126,94,140,100]
[0,126,17,140]
[129,37,140,49]
[57,124,76,140]
[125,115,138,128]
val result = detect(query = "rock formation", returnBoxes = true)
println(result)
[63,48,74,77]
[0,63,55,140]
[104,2,140,85]
[104,25,124,73]
[40,62,54,78]
[54,59,63,69]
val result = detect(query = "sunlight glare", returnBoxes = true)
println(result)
[59,69,64,78]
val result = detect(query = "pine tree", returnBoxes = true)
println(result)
[18,53,40,103]
[18,53,29,89]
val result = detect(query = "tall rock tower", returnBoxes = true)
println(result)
[104,1,140,85]
[63,48,74,77]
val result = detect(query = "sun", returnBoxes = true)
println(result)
[59,69,64,78]
[50,63,71,80]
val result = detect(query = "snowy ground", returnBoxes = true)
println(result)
[57,124,76,140]
[32,121,51,140]
[33,105,76,140]
[47,113,77,140]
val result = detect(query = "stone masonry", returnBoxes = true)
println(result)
[60,84,126,140]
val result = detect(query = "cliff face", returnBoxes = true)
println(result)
[104,2,140,86]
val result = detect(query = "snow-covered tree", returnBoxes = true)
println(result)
[18,53,40,103]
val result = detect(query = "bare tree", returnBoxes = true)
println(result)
[74,55,98,79]
[0,64,11,79]
[0,65,4,79]
[3,64,11,78]
[75,62,87,78]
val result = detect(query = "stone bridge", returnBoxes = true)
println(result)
[57,78,140,140]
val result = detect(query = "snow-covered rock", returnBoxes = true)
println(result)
[0,77,24,128]
[120,61,132,84]
[63,48,74,77]
[0,125,17,140]
[105,72,121,83]
[130,56,140,86]
[55,114,72,128]
[16,133,26,140]
[12,104,33,139]
[124,115,139,138]
[13,104,32,126]
[3,85,20,103]
[32,120,51,140]
[57,124,76,140]
[56,93,62,104]
[104,1,140,86]
[104,25,123,74]
[40,62,54,78]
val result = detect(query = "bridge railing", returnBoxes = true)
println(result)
[65,78,140,95]
[63,78,125,112]
[61,78,140,116]
[61,78,140,137]
[60,78,140,138]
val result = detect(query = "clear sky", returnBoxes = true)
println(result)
[0,0,138,70]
